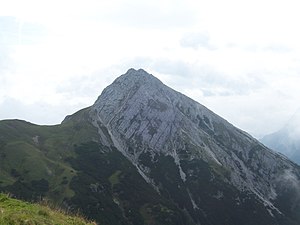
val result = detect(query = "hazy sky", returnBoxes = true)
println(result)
[1,0,300,138]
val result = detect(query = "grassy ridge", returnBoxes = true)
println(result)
[0,193,95,225]
[0,107,99,203]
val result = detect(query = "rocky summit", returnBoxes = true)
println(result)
[1,68,300,225]
[88,68,300,224]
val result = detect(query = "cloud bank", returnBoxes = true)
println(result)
[1,0,300,138]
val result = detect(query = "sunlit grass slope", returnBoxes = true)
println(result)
[0,193,95,225]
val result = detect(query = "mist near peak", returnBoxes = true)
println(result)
[261,108,300,164]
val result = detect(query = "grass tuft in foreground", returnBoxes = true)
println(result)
[0,193,96,225]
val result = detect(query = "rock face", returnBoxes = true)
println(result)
[261,110,300,165]
[88,68,300,225]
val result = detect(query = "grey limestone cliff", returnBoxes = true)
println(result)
[88,68,300,225]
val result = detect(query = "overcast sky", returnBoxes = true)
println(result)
[1,0,300,138]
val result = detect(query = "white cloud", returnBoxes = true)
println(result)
[0,97,77,124]
[1,0,300,138]
[180,32,216,50]
[105,1,196,29]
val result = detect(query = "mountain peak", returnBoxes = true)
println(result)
[261,108,300,164]
[92,68,239,154]
[92,68,169,129]
[126,68,148,75]
[122,68,154,81]
[114,68,162,89]
[90,69,300,222]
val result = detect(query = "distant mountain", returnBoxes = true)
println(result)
[1,68,300,225]
[261,110,300,164]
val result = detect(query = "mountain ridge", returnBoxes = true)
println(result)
[1,68,300,225]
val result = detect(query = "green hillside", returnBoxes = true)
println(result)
[0,107,99,203]
[0,109,183,225]
[0,193,95,225]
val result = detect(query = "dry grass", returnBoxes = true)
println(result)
[0,193,97,225]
